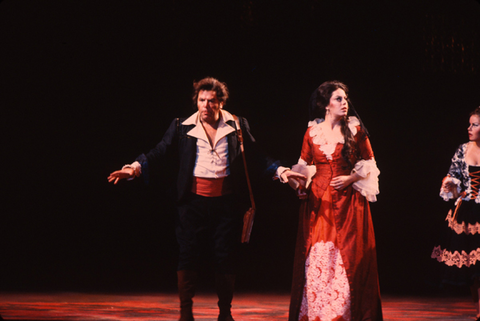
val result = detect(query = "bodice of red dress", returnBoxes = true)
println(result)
[300,125,374,199]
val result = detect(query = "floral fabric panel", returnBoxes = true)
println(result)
[431,245,480,268]
[299,241,351,321]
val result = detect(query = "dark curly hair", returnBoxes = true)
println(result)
[192,77,229,109]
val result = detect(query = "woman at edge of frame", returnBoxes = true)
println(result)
[432,107,480,321]
[280,80,383,321]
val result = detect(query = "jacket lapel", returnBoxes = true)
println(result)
[227,119,239,164]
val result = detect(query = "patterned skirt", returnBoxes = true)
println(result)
[431,199,480,286]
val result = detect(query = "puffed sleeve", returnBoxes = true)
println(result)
[351,128,380,202]
[440,145,464,201]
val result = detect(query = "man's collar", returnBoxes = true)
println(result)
[182,110,236,145]
[182,110,235,126]
[182,112,198,126]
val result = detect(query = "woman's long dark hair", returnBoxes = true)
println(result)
[309,80,369,167]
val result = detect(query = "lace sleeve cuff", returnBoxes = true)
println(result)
[352,159,380,202]
[290,163,316,190]
[439,176,461,201]
[122,161,142,180]
[276,158,316,190]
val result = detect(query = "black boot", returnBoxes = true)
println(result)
[177,270,197,321]
[215,273,236,321]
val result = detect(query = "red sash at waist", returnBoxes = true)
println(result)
[191,176,233,197]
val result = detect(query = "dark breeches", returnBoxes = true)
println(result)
[176,193,243,274]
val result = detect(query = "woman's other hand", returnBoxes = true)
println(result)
[330,172,361,190]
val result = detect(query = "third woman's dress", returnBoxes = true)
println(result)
[288,118,383,321]
[432,143,480,285]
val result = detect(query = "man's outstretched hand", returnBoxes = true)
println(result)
[107,168,134,185]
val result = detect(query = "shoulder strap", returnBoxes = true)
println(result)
[233,115,256,210]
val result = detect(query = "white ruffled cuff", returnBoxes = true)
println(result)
[352,159,380,202]
[288,163,316,190]
[122,161,142,180]
[439,176,461,201]
[276,158,316,190]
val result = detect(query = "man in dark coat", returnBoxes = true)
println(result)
[108,77,303,321]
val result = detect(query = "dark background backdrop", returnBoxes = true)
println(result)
[2,0,480,295]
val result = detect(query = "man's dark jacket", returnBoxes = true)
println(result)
[135,113,279,208]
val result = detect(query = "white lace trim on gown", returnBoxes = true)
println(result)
[445,208,480,235]
[309,117,359,160]
[431,245,480,268]
[299,241,351,321]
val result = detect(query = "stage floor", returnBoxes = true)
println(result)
[0,292,476,320]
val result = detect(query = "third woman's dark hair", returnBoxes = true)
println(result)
[471,106,480,118]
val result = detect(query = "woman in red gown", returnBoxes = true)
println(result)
[280,81,383,321]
